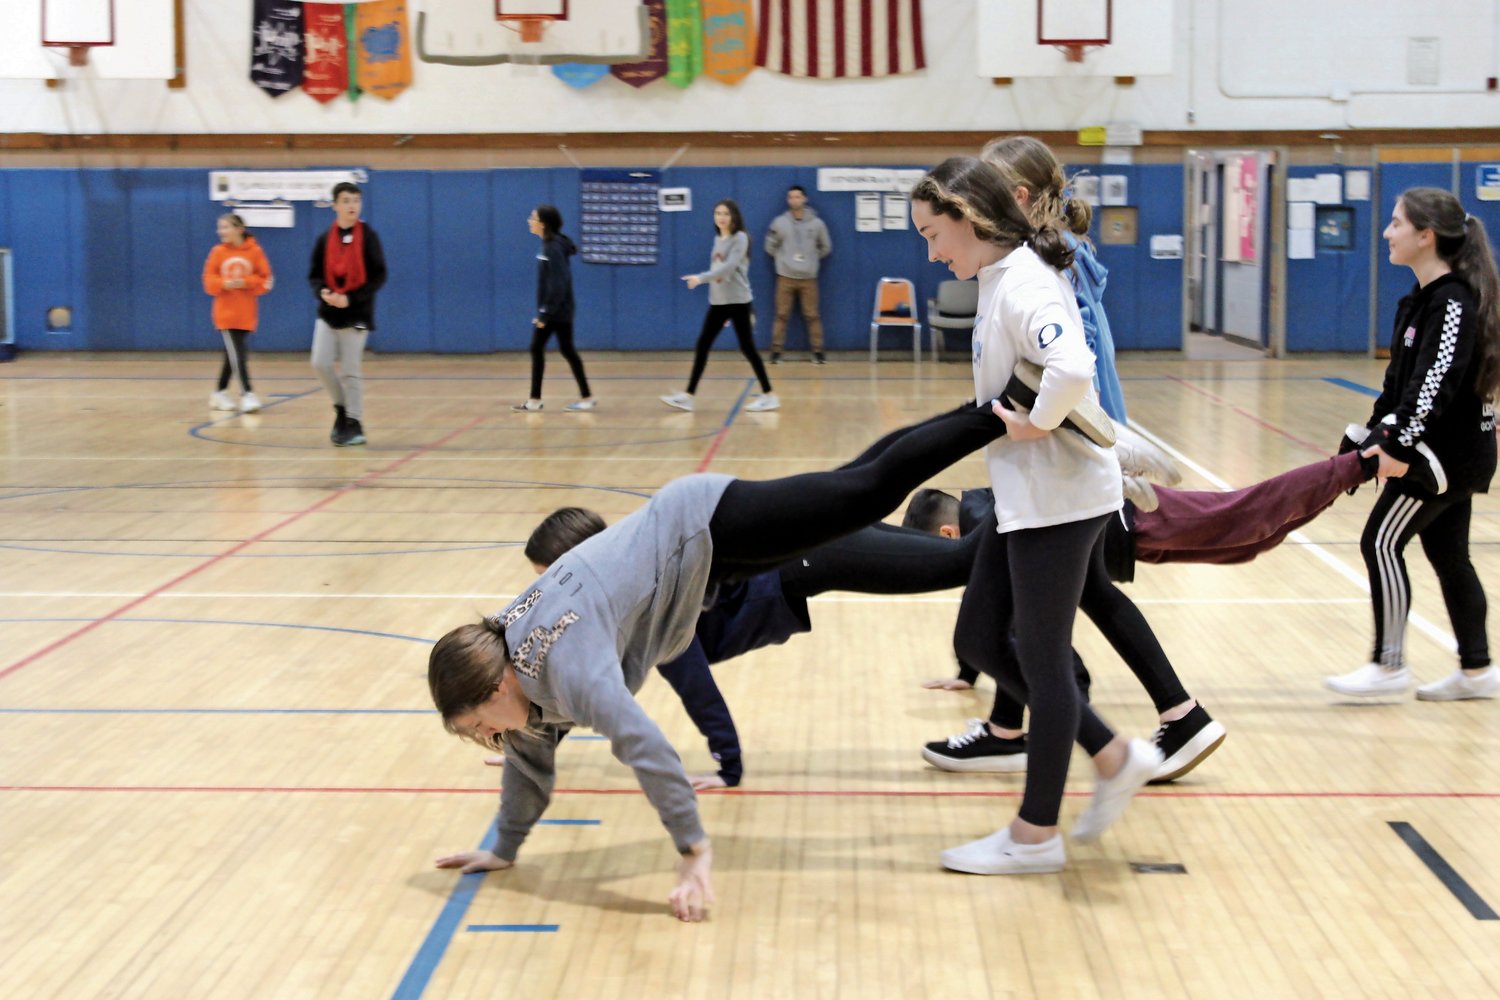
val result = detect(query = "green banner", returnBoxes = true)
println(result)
[346,4,362,101]
[665,0,703,88]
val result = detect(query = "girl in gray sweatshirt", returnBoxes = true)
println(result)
[660,199,779,413]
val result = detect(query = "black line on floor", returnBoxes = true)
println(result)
[1389,821,1498,920]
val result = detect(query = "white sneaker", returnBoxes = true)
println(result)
[1113,424,1183,485]
[661,392,695,412]
[1324,663,1410,698]
[238,391,262,413]
[511,400,543,412]
[565,398,597,412]
[209,390,237,411]
[1122,474,1160,512]
[745,392,780,412]
[941,828,1065,875]
[1416,667,1500,701]
[1071,738,1163,844]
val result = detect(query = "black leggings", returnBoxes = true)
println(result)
[1362,484,1490,669]
[779,521,981,599]
[955,513,1115,828]
[986,535,1189,728]
[528,320,591,400]
[707,402,1005,581]
[216,329,252,392]
[686,303,772,394]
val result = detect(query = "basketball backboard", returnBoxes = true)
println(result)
[420,0,645,66]
[976,0,1171,77]
[2,0,174,79]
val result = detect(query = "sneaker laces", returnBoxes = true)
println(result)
[946,718,989,749]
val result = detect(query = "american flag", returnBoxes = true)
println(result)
[755,0,925,79]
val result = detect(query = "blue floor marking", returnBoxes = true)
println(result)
[1323,377,1381,397]
[390,816,598,997]
[388,827,500,1000]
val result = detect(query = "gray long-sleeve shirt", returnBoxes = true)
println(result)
[765,208,831,279]
[492,472,735,861]
[695,231,752,305]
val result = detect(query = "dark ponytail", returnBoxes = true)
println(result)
[910,156,1075,273]
[1399,188,1500,401]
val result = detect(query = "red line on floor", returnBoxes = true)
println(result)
[1166,375,1333,457]
[0,415,490,682]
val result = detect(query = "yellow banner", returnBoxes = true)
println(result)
[1077,126,1107,147]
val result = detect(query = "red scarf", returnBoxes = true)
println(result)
[324,221,367,293]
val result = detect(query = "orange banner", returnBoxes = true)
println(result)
[354,0,412,101]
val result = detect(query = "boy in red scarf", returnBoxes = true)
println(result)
[308,182,388,446]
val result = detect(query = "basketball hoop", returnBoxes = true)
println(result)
[496,0,566,43]
[1057,43,1087,63]
[509,18,546,42]
[67,44,90,67]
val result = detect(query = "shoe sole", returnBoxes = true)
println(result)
[1148,721,1226,784]
[922,746,1028,773]
[1006,360,1117,447]
[940,854,1064,875]
[334,437,366,447]
[1415,686,1498,702]
[1322,680,1410,698]
[661,398,693,412]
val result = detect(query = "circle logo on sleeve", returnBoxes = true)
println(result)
[1037,323,1064,349]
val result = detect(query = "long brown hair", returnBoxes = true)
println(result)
[429,619,510,748]
[980,134,1092,238]
[910,156,1074,273]
[1399,187,1500,401]
[524,507,606,567]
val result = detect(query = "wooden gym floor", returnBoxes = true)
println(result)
[0,351,1496,999]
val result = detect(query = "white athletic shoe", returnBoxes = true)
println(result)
[565,398,597,412]
[1324,663,1411,698]
[661,392,695,412]
[1071,738,1163,844]
[209,390,237,411]
[511,400,543,412]
[1416,668,1500,702]
[1113,424,1183,485]
[238,391,262,413]
[745,392,780,412]
[941,828,1065,875]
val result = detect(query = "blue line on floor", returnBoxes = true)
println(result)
[1323,377,1381,397]
[466,924,559,933]
[1389,821,1498,920]
[389,827,500,1000]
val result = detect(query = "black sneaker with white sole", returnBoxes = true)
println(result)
[1147,704,1226,784]
[922,719,1028,773]
[1002,360,1117,448]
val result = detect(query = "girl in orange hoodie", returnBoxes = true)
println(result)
[202,213,273,412]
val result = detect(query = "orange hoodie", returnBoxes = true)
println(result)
[203,236,274,331]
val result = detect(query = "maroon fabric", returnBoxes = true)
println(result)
[1135,451,1367,566]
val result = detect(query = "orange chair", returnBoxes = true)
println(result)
[868,277,923,363]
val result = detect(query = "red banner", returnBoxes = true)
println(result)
[303,3,349,104]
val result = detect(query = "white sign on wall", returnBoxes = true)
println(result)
[210,170,368,203]
[658,187,692,212]
[818,168,926,193]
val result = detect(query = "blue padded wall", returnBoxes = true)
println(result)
[1283,165,1374,352]
[0,163,1190,354]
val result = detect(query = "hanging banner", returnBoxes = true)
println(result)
[553,63,612,88]
[701,0,754,85]
[250,0,305,97]
[665,0,703,88]
[756,0,925,79]
[610,0,668,88]
[302,4,348,104]
[346,4,363,100]
[355,0,412,100]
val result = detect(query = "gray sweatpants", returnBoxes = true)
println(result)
[310,319,367,420]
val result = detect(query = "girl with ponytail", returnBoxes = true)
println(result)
[910,156,1160,877]
[1324,187,1499,702]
